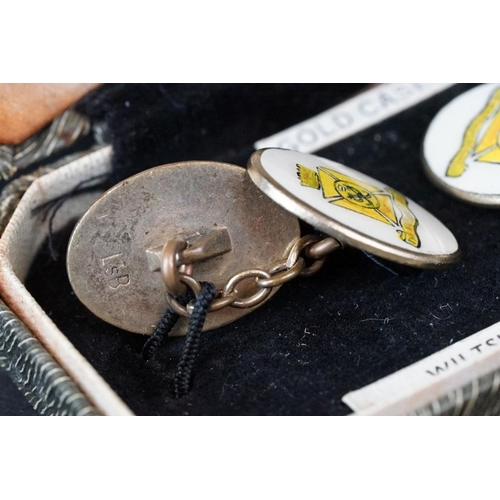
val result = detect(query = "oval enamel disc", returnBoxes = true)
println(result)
[67,161,300,335]
[423,84,500,205]
[248,148,459,269]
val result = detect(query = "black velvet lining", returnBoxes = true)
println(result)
[26,83,496,416]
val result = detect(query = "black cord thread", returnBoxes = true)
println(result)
[142,281,217,398]
[32,174,109,260]
[141,289,194,361]
[174,281,216,398]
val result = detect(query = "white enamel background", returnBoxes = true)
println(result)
[424,84,500,196]
[258,149,458,257]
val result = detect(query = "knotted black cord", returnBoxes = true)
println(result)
[173,281,216,398]
[143,281,217,398]
[141,289,194,361]
[34,171,217,397]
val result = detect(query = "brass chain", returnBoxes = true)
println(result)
[164,235,340,317]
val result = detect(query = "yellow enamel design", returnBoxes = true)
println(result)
[297,164,420,248]
[447,88,500,177]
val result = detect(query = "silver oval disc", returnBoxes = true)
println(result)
[423,83,500,206]
[67,161,300,335]
[248,148,460,269]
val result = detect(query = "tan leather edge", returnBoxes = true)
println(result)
[0,83,101,145]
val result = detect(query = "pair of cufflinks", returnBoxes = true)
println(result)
[66,84,497,336]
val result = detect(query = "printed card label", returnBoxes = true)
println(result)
[255,83,453,153]
[343,321,500,415]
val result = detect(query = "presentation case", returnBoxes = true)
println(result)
[1,83,497,416]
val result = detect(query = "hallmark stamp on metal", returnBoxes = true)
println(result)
[101,254,130,289]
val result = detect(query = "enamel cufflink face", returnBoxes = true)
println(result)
[67,149,460,336]
[423,83,500,205]
[248,149,460,269]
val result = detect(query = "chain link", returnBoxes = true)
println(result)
[164,235,340,316]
